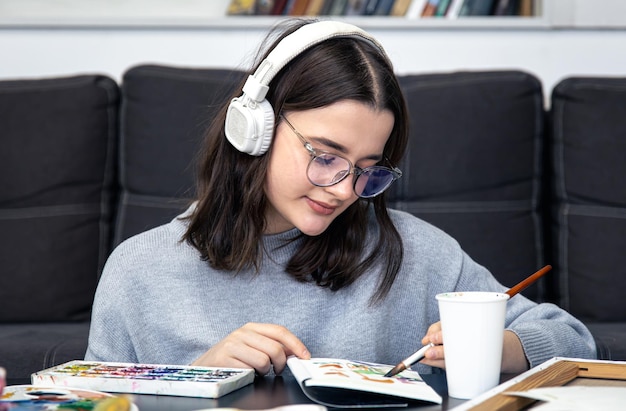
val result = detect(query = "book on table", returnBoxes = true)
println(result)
[287,356,442,408]
[31,360,255,398]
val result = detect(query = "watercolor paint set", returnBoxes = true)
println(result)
[31,360,255,398]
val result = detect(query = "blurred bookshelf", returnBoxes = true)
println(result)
[225,0,546,27]
[219,0,549,30]
[1,0,625,29]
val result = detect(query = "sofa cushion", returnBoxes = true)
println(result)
[114,65,245,245]
[0,322,91,383]
[0,75,119,322]
[394,71,546,301]
[550,77,626,322]
[585,322,626,361]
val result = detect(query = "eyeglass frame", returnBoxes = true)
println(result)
[280,115,402,198]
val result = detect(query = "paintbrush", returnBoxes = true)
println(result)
[383,343,434,378]
[504,264,552,298]
[383,265,552,378]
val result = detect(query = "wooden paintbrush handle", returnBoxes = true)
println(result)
[506,265,552,298]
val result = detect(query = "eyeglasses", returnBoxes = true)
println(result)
[281,116,402,199]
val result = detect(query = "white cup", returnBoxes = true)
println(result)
[436,291,510,399]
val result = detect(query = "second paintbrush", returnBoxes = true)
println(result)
[384,265,552,378]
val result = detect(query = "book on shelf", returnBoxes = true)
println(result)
[445,0,465,18]
[493,0,517,15]
[390,0,413,16]
[421,0,439,17]
[226,0,257,15]
[458,0,496,16]
[317,0,333,15]
[287,356,442,408]
[31,360,255,399]
[405,0,428,18]
[326,0,349,15]
[344,0,368,15]
[434,0,453,16]
[518,0,534,16]
[254,0,276,14]
[456,0,537,17]
[270,0,290,14]
[362,0,381,15]
[373,0,396,15]
[304,0,326,15]
[286,0,312,15]
[278,0,296,16]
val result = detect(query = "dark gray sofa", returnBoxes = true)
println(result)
[1,65,625,383]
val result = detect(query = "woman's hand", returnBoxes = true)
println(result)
[420,322,529,373]
[501,330,529,373]
[191,323,310,375]
[420,321,445,369]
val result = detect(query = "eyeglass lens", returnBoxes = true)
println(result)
[308,153,396,198]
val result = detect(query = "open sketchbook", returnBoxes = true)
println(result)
[286,357,442,408]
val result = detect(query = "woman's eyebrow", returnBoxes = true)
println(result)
[309,136,383,162]
[309,136,347,152]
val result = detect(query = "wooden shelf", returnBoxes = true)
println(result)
[0,15,551,30]
[1,0,625,30]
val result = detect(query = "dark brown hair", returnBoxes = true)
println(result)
[184,19,408,303]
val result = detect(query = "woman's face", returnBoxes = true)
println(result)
[264,100,394,235]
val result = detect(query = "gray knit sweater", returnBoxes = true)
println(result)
[85,206,596,374]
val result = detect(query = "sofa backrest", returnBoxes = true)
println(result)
[10,66,623,325]
[0,75,119,322]
[113,65,245,246]
[392,71,547,301]
[550,77,626,322]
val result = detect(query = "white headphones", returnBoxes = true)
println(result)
[224,20,386,156]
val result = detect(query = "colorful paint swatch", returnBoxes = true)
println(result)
[31,360,255,398]
[0,385,136,411]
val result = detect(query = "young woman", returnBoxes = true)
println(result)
[85,19,596,376]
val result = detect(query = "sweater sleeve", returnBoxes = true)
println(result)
[455,253,597,367]
[505,298,597,367]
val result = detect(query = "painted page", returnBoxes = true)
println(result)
[287,357,442,408]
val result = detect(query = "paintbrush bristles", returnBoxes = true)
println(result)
[383,363,406,378]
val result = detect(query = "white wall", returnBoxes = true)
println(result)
[1,0,625,99]
[3,25,626,95]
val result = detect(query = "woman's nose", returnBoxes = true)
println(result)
[324,174,356,200]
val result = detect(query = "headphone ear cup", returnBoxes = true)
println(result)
[225,96,275,156]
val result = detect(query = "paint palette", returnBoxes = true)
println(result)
[0,385,137,411]
[31,360,255,398]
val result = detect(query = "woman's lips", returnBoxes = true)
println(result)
[306,197,337,215]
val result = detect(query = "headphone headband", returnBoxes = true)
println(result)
[245,21,387,101]
[225,21,386,156]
